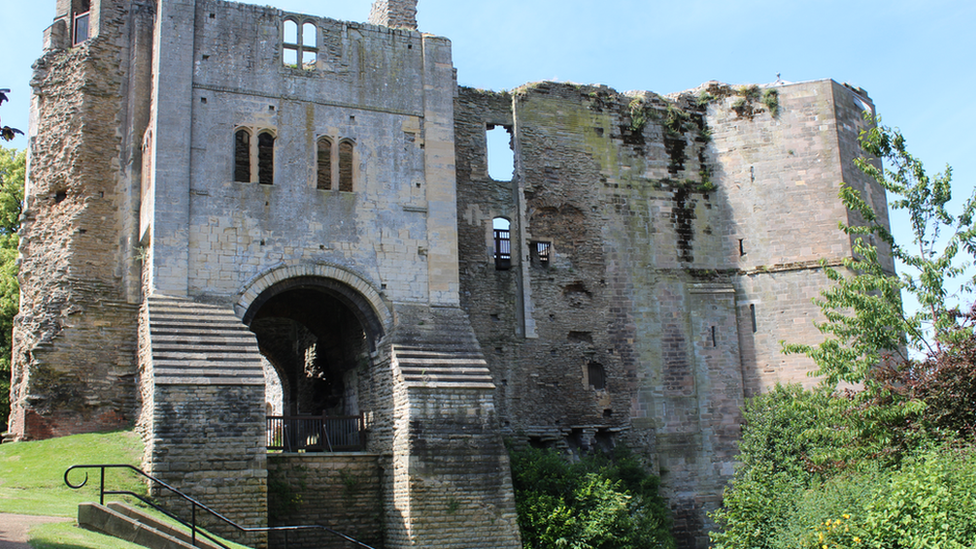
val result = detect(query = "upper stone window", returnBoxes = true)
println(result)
[282,18,318,69]
[73,0,91,45]
[234,127,275,185]
[493,217,511,271]
[316,137,355,192]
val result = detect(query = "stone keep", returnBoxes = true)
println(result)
[7,0,891,547]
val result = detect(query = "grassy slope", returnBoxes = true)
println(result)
[0,430,250,549]
[0,430,145,517]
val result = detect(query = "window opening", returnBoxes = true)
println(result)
[282,17,318,69]
[531,241,551,267]
[338,140,354,192]
[257,132,275,185]
[317,137,333,190]
[587,361,606,390]
[750,304,757,333]
[711,326,717,347]
[493,217,511,270]
[486,124,514,181]
[73,0,91,45]
[234,129,251,183]
[738,238,746,256]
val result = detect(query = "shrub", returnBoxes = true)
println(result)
[509,445,674,549]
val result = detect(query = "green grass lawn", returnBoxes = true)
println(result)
[0,430,249,549]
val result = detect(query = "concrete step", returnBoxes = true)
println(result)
[78,502,208,549]
[106,502,229,549]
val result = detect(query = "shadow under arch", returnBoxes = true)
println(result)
[236,264,390,350]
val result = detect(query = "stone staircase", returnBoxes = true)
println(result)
[79,502,233,549]
[146,295,264,385]
[392,305,494,388]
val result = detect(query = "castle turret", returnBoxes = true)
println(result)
[369,0,418,30]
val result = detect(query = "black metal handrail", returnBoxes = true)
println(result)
[64,464,376,549]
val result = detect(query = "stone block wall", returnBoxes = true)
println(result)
[142,383,268,547]
[9,0,147,441]
[388,384,521,549]
[267,454,384,549]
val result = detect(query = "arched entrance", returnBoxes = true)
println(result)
[244,275,385,419]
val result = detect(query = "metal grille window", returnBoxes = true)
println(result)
[531,241,551,267]
[493,218,511,271]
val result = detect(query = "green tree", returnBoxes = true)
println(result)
[783,114,976,389]
[0,146,24,430]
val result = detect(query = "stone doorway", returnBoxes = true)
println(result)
[244,276,383,421]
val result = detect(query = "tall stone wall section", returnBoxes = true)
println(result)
[455,83,748,547]
[9,0,150,441]
[703,80,887,396]
[267,454,384,549]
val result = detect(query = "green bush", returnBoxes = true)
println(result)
[509,445,674,549]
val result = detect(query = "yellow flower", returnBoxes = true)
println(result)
[853,537,861,543]
[843,514,851,519]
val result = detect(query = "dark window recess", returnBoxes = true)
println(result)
[338,140,354,192]
[711,326,717,347]
[73,0,90,45]
[234,129,250,182]
[531,241,551,266]
[257,132,274,185]
[588,361,606,390]
[316,137,332,190]
[494,228,511,270]
[750,304,757,333]
[739,238,746,256]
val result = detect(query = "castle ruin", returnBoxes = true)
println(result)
[7,0,892,547]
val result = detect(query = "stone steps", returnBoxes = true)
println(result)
[146,295,264,386]
[79,502,235,549]
[392,306,494,388]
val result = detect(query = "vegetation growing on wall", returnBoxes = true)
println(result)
[712,116,976,548]
[509,444,675,549]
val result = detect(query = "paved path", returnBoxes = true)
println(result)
[0,513,72,549]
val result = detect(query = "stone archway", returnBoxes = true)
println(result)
[238,268,389,421]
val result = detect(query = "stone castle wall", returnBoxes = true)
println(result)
[9,0,148,440]
[267,453,385,549]
[12,0,893,548]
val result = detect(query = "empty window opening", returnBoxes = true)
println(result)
[568,331,593,344]
[486,124,514,181]
[316,137,333,190]
[531,241,551,267]
[257,132,275,185]
[750,304,757,333]
[738,238,746,256]
[73,0,91,45]
[282,18,318,69]
[493,217,511,270]
[587,361,606,390]
[234,129,251,182]
[338,140,354,192]
[710,326,717,347]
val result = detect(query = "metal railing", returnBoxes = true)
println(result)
[64,464,376,549]
[266,414,365,452]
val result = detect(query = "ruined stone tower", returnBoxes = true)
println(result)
[10,0,891,547]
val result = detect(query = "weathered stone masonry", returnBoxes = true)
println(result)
[10,0,891,547]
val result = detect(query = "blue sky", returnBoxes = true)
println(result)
[2,0,975,304]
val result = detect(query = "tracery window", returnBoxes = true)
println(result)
[315,137,355,191]
[283,18,318,69]
[233,128,275,185]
